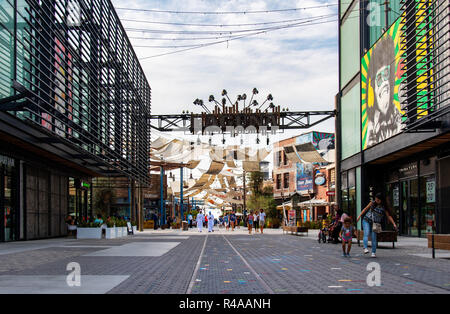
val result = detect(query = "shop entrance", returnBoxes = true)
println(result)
[0,157,17,242]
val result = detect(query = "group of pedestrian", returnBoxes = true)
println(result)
[246,209,266,235]
[194,210,216,233]
[332,192,397,258]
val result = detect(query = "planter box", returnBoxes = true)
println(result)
[77,228,102,239]
[132,226,137,234]
[105,228,116,239]
[115,227,122,238]
[121,227,127,237]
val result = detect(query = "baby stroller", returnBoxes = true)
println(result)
[318,226,328,243]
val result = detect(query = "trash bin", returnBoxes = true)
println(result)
[182,221,189,231]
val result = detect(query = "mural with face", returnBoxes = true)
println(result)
[362,18,406,150]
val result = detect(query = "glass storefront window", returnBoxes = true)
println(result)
[1,156,16,242]
[420,176,435,237]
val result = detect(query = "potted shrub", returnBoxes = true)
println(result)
[105,217,116,239]
[121,220,128,237]
[77,219,102,239]
[131,221,138,234]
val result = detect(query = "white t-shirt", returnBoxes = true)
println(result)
[259,212,266,221]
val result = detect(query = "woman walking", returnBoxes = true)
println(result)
[247,211,254,235]
[357,193,397,258]
[253,211,259,233]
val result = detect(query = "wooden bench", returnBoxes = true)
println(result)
[357,230,397,248]
[427,234,450,250]
[283,226,309,236]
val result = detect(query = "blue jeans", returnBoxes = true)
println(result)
[363,219,377,253]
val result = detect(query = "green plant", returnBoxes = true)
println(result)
[78,220,102,228]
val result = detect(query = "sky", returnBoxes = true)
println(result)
[111,0,339,141]
[110,0,340,181]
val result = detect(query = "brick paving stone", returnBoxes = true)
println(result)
[0,232,449,294]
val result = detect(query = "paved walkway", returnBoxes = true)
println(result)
[0,228,449,294]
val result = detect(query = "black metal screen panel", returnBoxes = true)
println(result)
[0,0,151,184]
[400,0,450,131]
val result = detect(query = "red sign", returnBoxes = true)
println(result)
[326,191,336,196]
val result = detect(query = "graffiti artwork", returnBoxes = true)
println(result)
[361,17,406,150]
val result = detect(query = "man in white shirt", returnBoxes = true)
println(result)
[196,210,205,233]
[207,212,215,233]
[259,209,266,234]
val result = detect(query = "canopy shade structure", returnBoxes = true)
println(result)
[185,160,201,169]
[295,143,329,163]
[242,161,261,172]
[205,161,225,175]
[151,137,171,150]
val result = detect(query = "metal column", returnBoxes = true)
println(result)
[160,166,165,228]
[180,167,184,221]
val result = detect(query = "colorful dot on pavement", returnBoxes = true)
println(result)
[281,268,288,271]
[195,279,202,282]
[328,286,343,289]
[403,273,411,276]
[224,281,231,283]
[339,280,353,282]
[244,272,250,275]
[405,282,415,285]
[331,268,342,270]
[300,270,311,272]
[347,289,362,292]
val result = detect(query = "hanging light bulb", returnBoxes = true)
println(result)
[197,136,201,146]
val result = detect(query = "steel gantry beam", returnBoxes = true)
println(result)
[148,110,336,134]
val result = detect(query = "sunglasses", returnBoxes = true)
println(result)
[376,65,390,88]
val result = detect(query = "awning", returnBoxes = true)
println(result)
[284,146,302,163]
[297,198,335,208]
[295,143,329,163]
[276,202,292,210]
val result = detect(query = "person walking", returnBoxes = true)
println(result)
[196,210,205,233]
[247,211,254,235]
[207,211,215,233]
[259,209,266,234]
[188,213,193,229]
[357,193,397,258]
[254,211,259,233]
[230,211,236,231]
[224,214,230,231]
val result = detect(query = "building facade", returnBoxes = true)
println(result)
[0,0,151,241]
[338,0,450,236]
[273,132,336,222]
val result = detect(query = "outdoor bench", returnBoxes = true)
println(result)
[357,230,397,248]
[283,226,309,236]
[427,234,450,251]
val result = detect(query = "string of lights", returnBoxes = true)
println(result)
[138,17,338,60]
[115,3,340,15]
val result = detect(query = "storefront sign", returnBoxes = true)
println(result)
[426,180,435,203]
[315,176,326,186]
[326,191,336,196]
[0,155,15,167]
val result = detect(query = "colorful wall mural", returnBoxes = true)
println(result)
[361,17,406,150]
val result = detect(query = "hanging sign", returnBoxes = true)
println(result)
[426,180,435,203]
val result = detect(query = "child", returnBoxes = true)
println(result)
[339,217,355,257]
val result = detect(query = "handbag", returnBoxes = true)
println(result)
[372,222,382,233]
[370,205,382,233]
